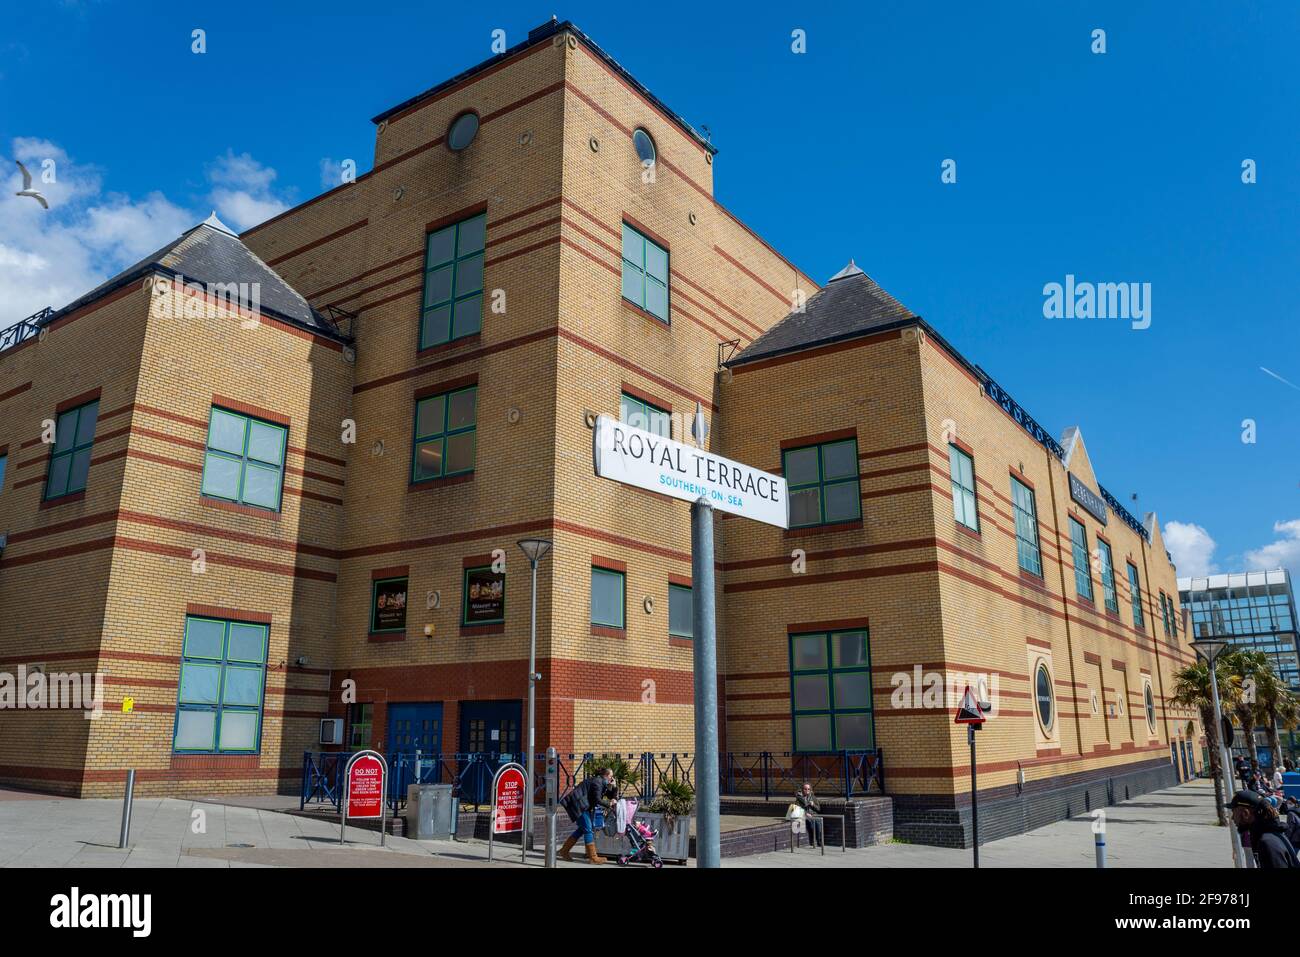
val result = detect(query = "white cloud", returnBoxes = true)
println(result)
[1165,521,1219,577]
[1243,520,1300,577]
[1,140,292,327]
[206,150,289,231]
[319,158,345,190]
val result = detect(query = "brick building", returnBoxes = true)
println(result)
[0,20,1201,844]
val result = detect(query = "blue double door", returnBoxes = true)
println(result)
[459,700,522,806]
[386,702,443,756]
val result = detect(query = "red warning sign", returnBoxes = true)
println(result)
[954,685,986,725]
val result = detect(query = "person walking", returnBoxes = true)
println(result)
[1227,790,1300,868]
[795,781,823,849]
[559,767,616,865]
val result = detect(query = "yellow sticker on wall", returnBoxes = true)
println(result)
[122,696,134,714]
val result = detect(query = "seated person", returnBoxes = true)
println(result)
[795,781,823,847]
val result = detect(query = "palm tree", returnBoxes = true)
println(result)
[1172,658,1239,825]
[1256,675,1300,768]
[1222,650,1273,774]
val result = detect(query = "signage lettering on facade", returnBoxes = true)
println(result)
[592,415,788,528]
[1068,473,1108,526]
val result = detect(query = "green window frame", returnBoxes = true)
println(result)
[1010,476,1042,577]
[44,399,99,501]
[0,451,7,494]
[789,629,874,752]
[1160,593,1174,638]
[172,616,268,754]
[621,222,669,322]
[948,444,979,531]
[1069,517,1094,601]
[668,583,693,638]
[619,392,671,438]
[591,566,625,629]
[783,438,861,528]
[1127,562,1145,629]
[411,386,477,483]
[348,702,373,749]
[200,407,288,512]
[462,565,506,626]
[420,212,486,349]
[1098,539,1119,613]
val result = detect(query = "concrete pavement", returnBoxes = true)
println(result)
[0,777,1230,868]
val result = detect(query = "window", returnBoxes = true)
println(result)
[1098,539,1119,613]
[1034,662,1054,732]
[591,566,625,629]
[620,392,670,438]
[1144,683,1156,731]
[411,386,476,482]
[201,407,287,511]
[173,616,268,753]
[621,222,669,322]
[421,212,486,348]
[348,703,373,749]
[784,438,861,528]
[1160,593,1172,637]
[1069,517,1094,601]
[789,630,874,752]
[447,111,479,151]
[370,577,408,634]
[0,451,7,494]
[948,445,979,531]
[633,128,656,168]
[463,566,505,625]
[668,583,692,638]
[1127,563,1145,628]
[44,399,98,500]
[1010,477,1042,576]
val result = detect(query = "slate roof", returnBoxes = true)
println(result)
[728,260,917,367]
[42,213,347,341]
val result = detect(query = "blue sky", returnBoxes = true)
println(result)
[3,0,1297,577]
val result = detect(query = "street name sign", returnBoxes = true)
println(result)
[592,414,788,528]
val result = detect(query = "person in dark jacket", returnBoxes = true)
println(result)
[794,782,823,848]
[1227,790,1300,868]
[559,768,615,865]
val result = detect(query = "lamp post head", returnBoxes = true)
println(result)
[517,538,553,564]
[1192,637,1229,664]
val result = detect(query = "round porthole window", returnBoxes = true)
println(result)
[633,128,656,167]
[1035,663,1054,732]
[447,111,480,152]
[1144,683,1156,731]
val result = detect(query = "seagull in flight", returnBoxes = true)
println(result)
[15,160,49,209]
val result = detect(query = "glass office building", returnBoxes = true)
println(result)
[1178,569,1299,691]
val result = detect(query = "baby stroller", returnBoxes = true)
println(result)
[615,799,663,869]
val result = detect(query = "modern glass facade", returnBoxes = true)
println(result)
[1178,569,1299,693]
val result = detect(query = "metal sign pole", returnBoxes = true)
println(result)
[969,724,979,869]
[692,496,721,869]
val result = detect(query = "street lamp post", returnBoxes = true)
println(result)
[517,538,553,865]
[1193,637,1246,868]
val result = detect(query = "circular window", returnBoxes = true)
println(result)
[447,111,479,152]
[1145,683,1156,731]
[633,128,656,167]
[1035,663,1054,732]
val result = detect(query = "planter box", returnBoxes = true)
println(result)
[593,811,691,863]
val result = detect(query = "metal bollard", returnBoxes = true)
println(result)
[1094,829,1106,868]
[118,769,136,849]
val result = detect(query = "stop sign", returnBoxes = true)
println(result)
[347,754,385,819]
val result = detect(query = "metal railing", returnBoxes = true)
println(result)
[0,307,53,356]
[301,747,884,812]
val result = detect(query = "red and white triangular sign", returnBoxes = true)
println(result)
[954,685,985,724]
